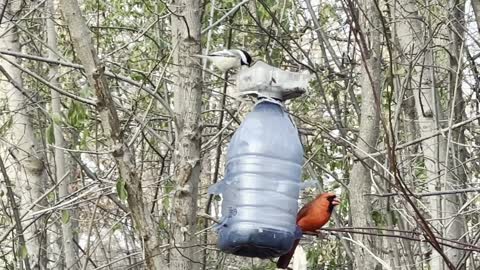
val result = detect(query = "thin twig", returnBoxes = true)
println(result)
[366,187,480,198]
[201,0,250,34]
[82,196,102,270]
[0,54,96,105]
[0,50,174,116]
[363,114,480,159]
[0,155,32,270]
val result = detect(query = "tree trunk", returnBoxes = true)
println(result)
[169,1,203,269]
[46,1,78,268]
[444,0,467,268]
[57,0,164,268]
[0,0,47,268]
[395,1,443,267]
[394,0,460,269]
[348,0,382,269]
[472,0,480,33]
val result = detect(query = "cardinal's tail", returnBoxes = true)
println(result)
[276,238,300,269]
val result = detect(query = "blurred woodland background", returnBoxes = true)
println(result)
[0,0,479,269]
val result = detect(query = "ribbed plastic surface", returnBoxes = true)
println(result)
[209,100,304,258]
[235,61,312,100]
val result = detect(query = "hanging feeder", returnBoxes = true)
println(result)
[208,63,311,258]
[209,100,304,258]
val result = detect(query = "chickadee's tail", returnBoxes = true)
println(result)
[192,54,210,59]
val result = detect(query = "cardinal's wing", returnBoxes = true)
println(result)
[296,201,313,223]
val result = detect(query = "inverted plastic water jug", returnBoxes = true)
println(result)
[209,99,304,258]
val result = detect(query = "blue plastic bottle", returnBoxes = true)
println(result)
[209,99,304,258]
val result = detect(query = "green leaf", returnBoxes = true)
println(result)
[47,191,56,202]
[164,182,174,194]
[372,210,386,226]
[331,183,340,189]
[0,216,8,225]
[80,129,90,149]
[320,3,338,24]
[67,101,88,129]
[52,114,63,125]
[61,210,70,224]
[306,246,321,268]
[162,196,170,209]
[116,178,128,201]
[47,123,55,144]
[159,219,167,230]
[112,223,122,231]
[19,245,28,259]
[0,117,12,135]
[393,67,407,76]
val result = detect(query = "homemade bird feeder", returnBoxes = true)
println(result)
[208,62,312,258]
[234,61,312,100]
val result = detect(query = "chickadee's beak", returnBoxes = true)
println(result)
[332,197,341,206]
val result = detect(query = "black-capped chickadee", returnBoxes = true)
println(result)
[194,49,252,72]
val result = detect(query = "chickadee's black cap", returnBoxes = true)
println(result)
[239,49,252,66]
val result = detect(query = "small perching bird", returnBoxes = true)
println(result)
[194,49,252,72]
[276,192,341,269]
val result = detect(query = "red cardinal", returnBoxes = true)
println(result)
[276,192,340,269]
